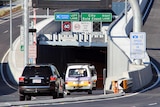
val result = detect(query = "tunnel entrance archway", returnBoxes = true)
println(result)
[37,45,107,89]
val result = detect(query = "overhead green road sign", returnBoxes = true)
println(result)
[81,13,112,22]
[54,12,79,21]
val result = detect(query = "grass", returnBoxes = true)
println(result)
[0,5,22,17]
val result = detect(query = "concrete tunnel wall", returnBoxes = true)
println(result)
[36,19,61,36]
[105,0,153,91]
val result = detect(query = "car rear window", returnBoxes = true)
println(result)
[68,68,87,77]
[22,66,52,77]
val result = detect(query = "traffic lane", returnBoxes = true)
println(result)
[0,90,105,102]
[143,0,160,60]
[143,0,160,102]
[44,91,103,99]
[67,90,104,96]
[18,90,104,101]
[27,91,160,107]
[0,13,22,61]
[0,91,18,102]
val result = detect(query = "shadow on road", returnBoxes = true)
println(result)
[0,63,17,96]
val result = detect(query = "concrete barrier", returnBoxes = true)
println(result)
[105,0,154,92]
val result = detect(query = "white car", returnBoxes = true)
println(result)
[65,63,97,94]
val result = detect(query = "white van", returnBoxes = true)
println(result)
[65,63,97,94]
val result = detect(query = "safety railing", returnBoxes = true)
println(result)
[38,32,107,47]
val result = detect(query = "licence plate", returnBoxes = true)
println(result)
[32,79,41,83]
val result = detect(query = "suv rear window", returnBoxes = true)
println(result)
[22,66,52,77]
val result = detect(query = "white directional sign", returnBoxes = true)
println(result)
[130,32,146,59]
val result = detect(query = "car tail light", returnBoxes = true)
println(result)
[65,81,68,84]
[19,77,25,82]
[88,81,91,84]
[93,80,97,82]
[50,76,57,82]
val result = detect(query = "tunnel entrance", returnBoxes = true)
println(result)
[37,45,107,89]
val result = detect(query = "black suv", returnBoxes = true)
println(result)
[19,64,64,101]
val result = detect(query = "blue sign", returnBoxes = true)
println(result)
[55,14,70,20]
[54,12,79,21]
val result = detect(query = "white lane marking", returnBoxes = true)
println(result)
[148,103,157,106]
[3,30,8,34]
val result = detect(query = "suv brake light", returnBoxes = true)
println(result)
[50,76,57,82]
[65,81,68,84]
[19,77,25,82]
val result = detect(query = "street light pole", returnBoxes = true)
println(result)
[128,0,142,32]
[24,0,29,66]
[128,0,143,65]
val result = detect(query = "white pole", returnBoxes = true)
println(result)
[125,0,128,24]
[128,0,142,65]
[128,0,142,32]
[47,8,49,16]
[10,0,12,50]
[24,0,29,65]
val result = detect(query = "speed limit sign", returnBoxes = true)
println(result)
[62,21,71,32]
